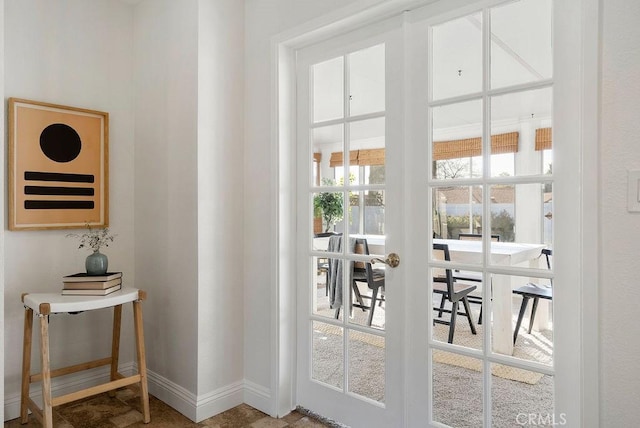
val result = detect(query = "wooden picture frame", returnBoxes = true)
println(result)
[8,98,109,230]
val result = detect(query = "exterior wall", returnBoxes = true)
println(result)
[600,0,640,425]
[2,0,135,419]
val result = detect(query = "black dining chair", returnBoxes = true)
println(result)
[432,243,477,343]
[512,248,553,344]
[351,238,385,326]
[329,237,385,327]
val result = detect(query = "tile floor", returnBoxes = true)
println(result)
[4,387,331,428]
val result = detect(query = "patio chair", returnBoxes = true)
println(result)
[513,248,553,344]
[433,243,477,343]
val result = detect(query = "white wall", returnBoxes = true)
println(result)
[600,0,640,425]
[3,0,135,419]
[3,0,246,422]
[196,0,245,417]
[134,0,245,421]
[133,0,200,404]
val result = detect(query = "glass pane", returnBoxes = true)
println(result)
[432,351,483,427]
[366,165,385,185]
[492,272,553,366]
[348,330,385,402]
[490,0,553,89]
[432,185,483,246]
[351,117,385,184]
[348,258,386,331]
[364,189,385,237]
[349,44,385,116]
[432,13,483,101]
[543,149,553,175]
[312,321,344,389]
[489,184,514,242]
[491,87,552,177]
[489,183,551,244]
[312,124,343,188]
[312,190,345,237]
[312,257,338,320]
[543,183,553,245]
[431,267,482,350]
[491,153,515,177]
[346,190,386,241]
[313,57,343,122]
[492,365,554,427]
[432,100,483,180]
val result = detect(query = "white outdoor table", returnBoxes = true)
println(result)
[20,287,150,427]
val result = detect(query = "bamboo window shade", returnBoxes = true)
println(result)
[357,148,385,166]
[535,127,552,150]
[329,149,385,167]
[432,131,519,161]
[328,132,521,165]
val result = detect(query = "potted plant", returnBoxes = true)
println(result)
[67,223,116,275]
[313,178,344,234]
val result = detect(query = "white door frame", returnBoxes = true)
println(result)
[270,0,600,424]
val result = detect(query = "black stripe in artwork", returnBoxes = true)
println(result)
[24,171,95,183]
[24,186,94,196]
[24,200,95,209]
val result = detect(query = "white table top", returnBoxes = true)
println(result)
[22,287,142,315]
[314,236,545,264]
[434,238,546,265]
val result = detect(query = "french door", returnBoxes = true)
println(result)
[294,0,584,426]
[295,19,405,427]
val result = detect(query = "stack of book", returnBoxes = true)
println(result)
[62,272,123,295]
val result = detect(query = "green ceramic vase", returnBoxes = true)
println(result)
[86,250,108,275]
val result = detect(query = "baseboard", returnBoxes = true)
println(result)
[4,361,271,424]
[193,380,244,422]
[243,379,272,416]
[142,365,252,423]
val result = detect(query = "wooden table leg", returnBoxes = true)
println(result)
[133,300,150,423]
[20,307,33,423]
[109,304,122,397]
[39,314,53,428]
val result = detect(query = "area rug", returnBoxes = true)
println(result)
[313,310,552,385]
[314,280,552,385]
[431,314,553,385]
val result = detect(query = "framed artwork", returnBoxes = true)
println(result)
[8,98,109,230]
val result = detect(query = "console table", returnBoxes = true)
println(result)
[20,287,150,427]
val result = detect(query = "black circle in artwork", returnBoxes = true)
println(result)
[40,123,82,163]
